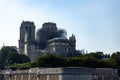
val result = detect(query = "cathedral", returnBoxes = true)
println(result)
[19,21,79,61]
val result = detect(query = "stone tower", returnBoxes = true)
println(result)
[69,34,76,48]
[19,21,35,60]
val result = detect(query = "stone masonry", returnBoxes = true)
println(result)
[1,67,119,80]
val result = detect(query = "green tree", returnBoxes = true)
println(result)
[64,57,83,67]
[6,52,20,64]
[82,57,98,68]
[19,54,30,63]
[83,52,103,60]
[6,53,30,64]
[36,53,64,67]
[0,46,18,69]
[110,52,120,66]
[0,46,30,69]
[0,53,4,69]
[97,60,110,68]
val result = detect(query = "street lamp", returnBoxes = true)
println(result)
[6,59,12,71]
[6,59,12,78]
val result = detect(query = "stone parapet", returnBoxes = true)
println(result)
[1,67,119,80]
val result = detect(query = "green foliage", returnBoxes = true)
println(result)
[0,53,4,69]
[108,51,120,76]
[0,46,18,69]
[11,62,38,70]
[19,54,30,63]
[97,60,110,68]
[0,46,120,72]
[82,57,98,68]
[34,53,109,68]
[30,62,37,68]
[36,53,64,67]
[6,53,30,65]
[65,57,104,68]
[107,58,117,68]
[17,62,31,70]
[82,52,103,59]
[0,46,30,69]
[11,62,31,70]
[64,57,83,67]
[110,52,120,66]
[8,52,115,70]
[6,53,21,64]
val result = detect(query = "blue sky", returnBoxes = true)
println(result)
[0,0,120,54]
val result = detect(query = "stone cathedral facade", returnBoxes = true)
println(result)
[19,21,79,61]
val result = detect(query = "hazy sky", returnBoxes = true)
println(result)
[0,0,120,54]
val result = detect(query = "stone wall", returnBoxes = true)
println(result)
[1,67,120,80]
[0,70,4,80]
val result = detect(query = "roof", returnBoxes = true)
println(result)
[47,37,68,43]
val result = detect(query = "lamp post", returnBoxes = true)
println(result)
[6,59,12,80]
[7,59,11,71]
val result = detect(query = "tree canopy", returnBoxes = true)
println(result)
[0,45,120,75]
[0,46,30,69]
[36,53,64,67]
[109,52,120,67]
[34,53,110,68]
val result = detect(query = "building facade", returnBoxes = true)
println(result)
[19,21,79,61]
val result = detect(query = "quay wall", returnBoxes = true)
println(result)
[0,67,119,80]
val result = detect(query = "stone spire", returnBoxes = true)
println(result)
[69,34,76,48]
